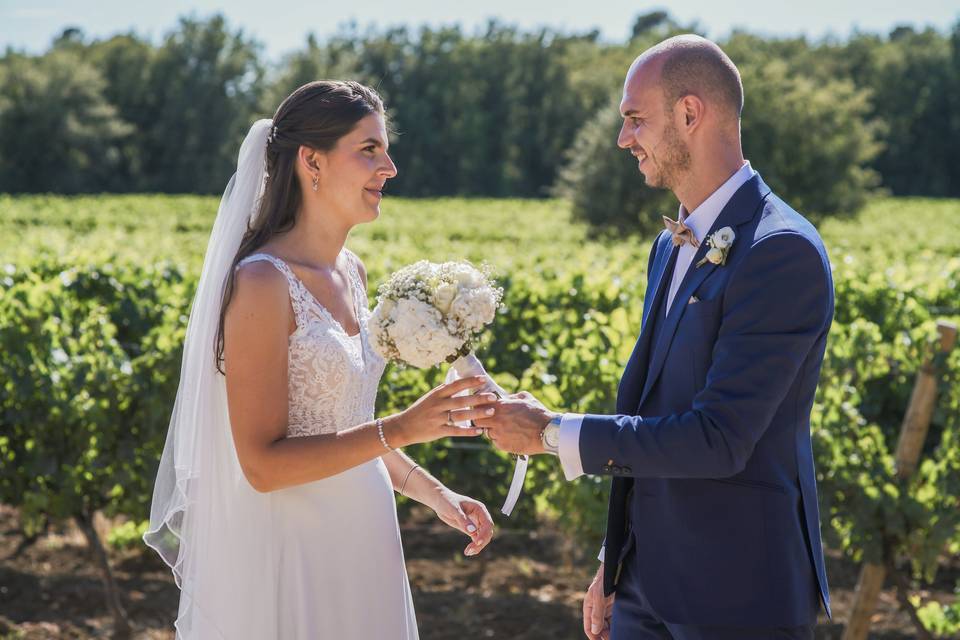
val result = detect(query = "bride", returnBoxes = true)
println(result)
[144,80,497,639]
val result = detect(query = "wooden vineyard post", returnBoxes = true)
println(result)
[893,321,958,479]
[842,320,957,640]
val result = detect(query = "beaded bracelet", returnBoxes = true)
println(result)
[376,418,393,451]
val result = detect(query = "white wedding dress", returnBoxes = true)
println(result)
[231,249,419,639]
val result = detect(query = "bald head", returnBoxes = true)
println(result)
[630,35,743,122]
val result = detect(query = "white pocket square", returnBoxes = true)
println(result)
[687,295,701,305]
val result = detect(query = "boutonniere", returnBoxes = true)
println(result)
[696,226,736,268]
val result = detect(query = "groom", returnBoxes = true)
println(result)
[479,35,832,639]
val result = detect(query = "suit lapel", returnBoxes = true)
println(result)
[635,174,772,411]
[616,232,676,414]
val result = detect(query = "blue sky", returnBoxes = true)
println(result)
[2,0,957,61]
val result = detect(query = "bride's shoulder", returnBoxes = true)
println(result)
[225,260,294,337]
[231,259,291,307]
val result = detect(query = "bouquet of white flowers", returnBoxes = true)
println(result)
[369,259,504,372]
[370,260,528,516]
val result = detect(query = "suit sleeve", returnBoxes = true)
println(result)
[577,232,832,478]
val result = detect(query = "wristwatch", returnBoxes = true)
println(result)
[541,415,562,455]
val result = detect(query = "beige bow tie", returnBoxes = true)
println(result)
[663,215,701,248]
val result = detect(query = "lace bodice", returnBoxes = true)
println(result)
[237,251,386,437]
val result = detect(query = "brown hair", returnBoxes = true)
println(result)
[214,80,385,374]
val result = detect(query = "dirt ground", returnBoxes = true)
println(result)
[0,504,956,639]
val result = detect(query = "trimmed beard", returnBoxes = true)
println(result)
[645,120,690,190]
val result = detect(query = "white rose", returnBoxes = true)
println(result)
[389,298,463,368]
[433,282,458,314]
[380,298,397,317]
[396,328,462,368]
[450,289,498,332]
[473,294,497,325]
[451,265,483,288]
[705,247,725,265]
[713,227,735,249]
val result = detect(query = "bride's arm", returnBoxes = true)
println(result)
[382,449,442,504]
[356,258,493,553]
[382,450,494,555]
[223,262,490,493]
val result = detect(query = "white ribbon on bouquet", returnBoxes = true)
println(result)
[444,353,528,517]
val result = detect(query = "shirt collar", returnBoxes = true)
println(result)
[678,161,756,242]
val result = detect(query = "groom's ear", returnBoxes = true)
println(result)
[677,94,705,132]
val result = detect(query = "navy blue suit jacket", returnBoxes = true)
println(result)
[581,174,832,626]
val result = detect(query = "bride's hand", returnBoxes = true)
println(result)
[432,488,494,556]
[387,376,497,447]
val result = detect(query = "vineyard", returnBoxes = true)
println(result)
[1,194,959,638]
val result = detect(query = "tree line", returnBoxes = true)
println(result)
[0,12,958,209]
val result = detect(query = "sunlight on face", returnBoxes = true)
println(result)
[616,61,689,190]
[319,112,398,223]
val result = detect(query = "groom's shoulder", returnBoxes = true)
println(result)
[753,191,828,259]
[731,189,833,289]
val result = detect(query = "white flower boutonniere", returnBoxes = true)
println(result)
[696,226,736,268]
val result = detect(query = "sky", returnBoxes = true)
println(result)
[1,0,957,62]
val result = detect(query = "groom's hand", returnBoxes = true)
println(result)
[474,391,556,456]
[583,563,614,640]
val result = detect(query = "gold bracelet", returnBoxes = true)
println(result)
[399,465,421,496]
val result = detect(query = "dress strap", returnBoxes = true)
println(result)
[237,253,309,326]
[342,248,368,312]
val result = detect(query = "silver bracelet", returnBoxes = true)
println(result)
[376,418,393,451]
[399,464,421,496]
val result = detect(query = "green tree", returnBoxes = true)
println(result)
[793,25,960,197]
[139,15,265,193]
[631,11,674,39]
[86,34,157,191]
[0,49,132,193]
[263,32,361,112]
[1,11,958,200]
[737,56,883,219]
[846,26,959,196]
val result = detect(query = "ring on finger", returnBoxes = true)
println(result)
[446,410,455,427]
